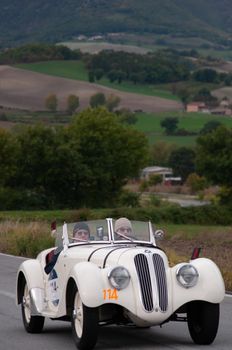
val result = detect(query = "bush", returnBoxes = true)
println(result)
[0,112,7,121]
[149,194,161,207]
[0,187,50,210]
[139,180,149,192]
[0,221,53,257]
[117,190,140,207]
[185,173,208,194]
[148,174,162,186]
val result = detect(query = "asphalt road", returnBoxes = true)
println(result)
[0,253,231,350]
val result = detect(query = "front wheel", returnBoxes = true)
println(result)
[21,278,45,333]
[71,287,99,350]
[187,301,219,345]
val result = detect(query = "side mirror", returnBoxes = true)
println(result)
[153,229,164,240]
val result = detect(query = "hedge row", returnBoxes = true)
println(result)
[1,204,231,226]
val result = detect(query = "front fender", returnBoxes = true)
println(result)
[69,262,105,307]
[68,262,137,311]
[171,258,225,311]
[16,259,44,305]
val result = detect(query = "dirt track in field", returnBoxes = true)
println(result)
[0,65,182,113]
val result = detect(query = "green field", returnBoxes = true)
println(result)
[15,60,179,101]
[16,61,88,81]
[134,111,232,146]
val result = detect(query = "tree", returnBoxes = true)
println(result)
[177,89,191,106]
[105,94,121,112]
[116,109,137,125]
[66,94,79,114]
[148,174,162,186]
[88,71,95,83]
[117,189,140,207]
[94,68,104,81]
[0,129,18,186]
[69,107,149,207]
[13,125,58,190]
[196,126,232,188]
[107,70,118,83]
[185,173,208,194]
[193,69,218,83]
[150,141,176,166]
[13,125,85,207]
[168,147,196,182]
[199,120,222,135]
[160,117,179,135]
[89,93,106,108]
[193,88,218,104]
[45,93,57,112]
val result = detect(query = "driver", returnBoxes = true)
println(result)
[115,217,133,239]
[73,222,90,241]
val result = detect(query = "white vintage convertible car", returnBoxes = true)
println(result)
[16,218,225,349]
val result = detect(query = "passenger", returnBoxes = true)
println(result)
[73,222,90,241]
[114,217,133,239]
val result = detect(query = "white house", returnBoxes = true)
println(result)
[141,166,181,184]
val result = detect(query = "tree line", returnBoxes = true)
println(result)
[0,108,148,209]
[0,43,81,64]
[2,44,232,88]
[1,106,231,209]
[45,92,122,114]
[85,49,232,88]
[86,50,191,85]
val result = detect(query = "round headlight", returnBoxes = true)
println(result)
[108,266,130,290]
[176,264,199,288]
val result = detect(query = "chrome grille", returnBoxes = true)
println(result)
[152,253,168,312]
[134,253,168,313]
[134,254,153,311]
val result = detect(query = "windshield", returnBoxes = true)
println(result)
[55,220,110,247]
[113,219,150,242]
[55,219,152,248]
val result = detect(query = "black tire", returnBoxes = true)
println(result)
[21,278,45,333]
[187,301,219,345]
[71,286,99,350]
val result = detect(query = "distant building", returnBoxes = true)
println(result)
[210,107,232,116]
[186,102,206,113]
[219,99,230,108]
[88,35,104,41]
[76,35,87,41]
[141,166,181,185]
[186,101,232,116]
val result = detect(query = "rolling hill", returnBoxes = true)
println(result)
[0,65,182,112]
[0,0,231,47]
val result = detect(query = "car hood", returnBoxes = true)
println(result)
[65,243,165,268]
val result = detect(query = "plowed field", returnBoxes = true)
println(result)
[0,65,182,113]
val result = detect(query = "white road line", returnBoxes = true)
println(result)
[0,252,26,259]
